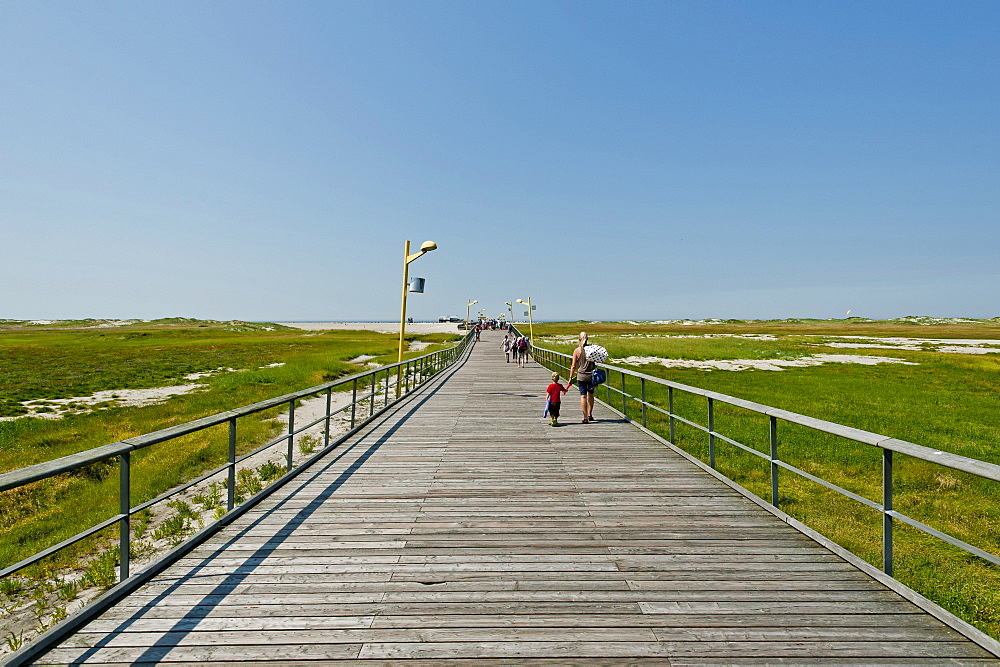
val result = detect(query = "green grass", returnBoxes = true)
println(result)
[591,333,813,362]
[0,322,460,576]
[534,321,1000,640]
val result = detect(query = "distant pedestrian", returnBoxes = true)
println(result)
[501,334,512,363]
[515,336,529,367]
[474,324,481,342]
[568,331,596,423]
[545,372,569,426]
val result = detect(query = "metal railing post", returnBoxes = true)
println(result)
[286,399,295,470]
[640,378,647,427]
[621,372,627,415]
[370,372,376,417]
[770,416,779,507]
[883,448,894,576]
[325,388,332,446]
[384,368,390,405]
[708,397,716,469]
[668,387,675,443]
[228,418,236,510]
[119,451,130,582]
[351,379,358,429]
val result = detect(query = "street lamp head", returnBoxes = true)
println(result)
[516,299,525,304]
[504,302,512,307]
[419,240,437,253]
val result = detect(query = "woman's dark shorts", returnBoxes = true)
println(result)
[577,378,595,395]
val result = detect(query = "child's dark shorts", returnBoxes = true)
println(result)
[549,402,561,418]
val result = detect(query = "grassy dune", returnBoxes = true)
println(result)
[534,320,1000,639]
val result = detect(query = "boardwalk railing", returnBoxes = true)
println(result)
[528,339,1000,577]
[0,331,475,588]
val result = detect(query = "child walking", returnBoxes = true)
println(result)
[545,372,569,426]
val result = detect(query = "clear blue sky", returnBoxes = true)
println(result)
[2,1,997,322]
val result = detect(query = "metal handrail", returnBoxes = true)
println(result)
[0,330,476,582]
[528,339,1000,576]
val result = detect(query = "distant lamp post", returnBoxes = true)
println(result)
[466,300,478,329]
[398,240,437,366]
[516,298,535,341]
[505,302,513,327]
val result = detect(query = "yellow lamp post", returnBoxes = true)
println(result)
[397,240,437,396]
[505,302,513,327]
[466,300,478,329]
[516,298,535,341]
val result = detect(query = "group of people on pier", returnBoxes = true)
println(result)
[500,331,531,367]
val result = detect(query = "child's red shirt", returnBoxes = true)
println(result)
[546,382,568,403]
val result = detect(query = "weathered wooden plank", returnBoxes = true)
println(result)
[356,640,994,660]
[39,643,364,664]
[126,585,904,604]
[81,611,946,636]
[95,601,647,620]
[147,574,884,590]
[60,626,660,648]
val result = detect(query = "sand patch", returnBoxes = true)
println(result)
[91,319,144,328]
[183,367,238,380]
[613,354,919,372]
[814,336,1000,354]
[821,342,923,351]
[1,384,206,421]
[937,346,1000,355]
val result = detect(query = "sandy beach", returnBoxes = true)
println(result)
[278,321,465,335]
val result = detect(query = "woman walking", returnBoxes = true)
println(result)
[568,331,596,423]
[515,336,529,367]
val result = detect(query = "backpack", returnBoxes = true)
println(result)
[517,338,528,351]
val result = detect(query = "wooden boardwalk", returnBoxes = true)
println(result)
[37,331,997,665]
